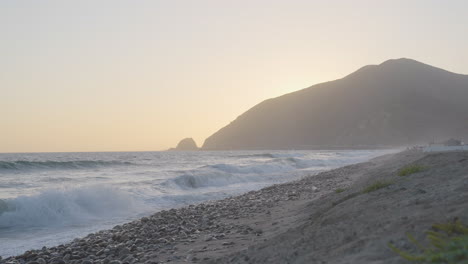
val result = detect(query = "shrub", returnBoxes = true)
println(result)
[362,180,393,193]
[389,219,468,263]
[335,188,346,193]
[398,165,427,176]
[331,192,360,206]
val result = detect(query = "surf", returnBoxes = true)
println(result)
[0,185,145,229]
[0,160,135,172]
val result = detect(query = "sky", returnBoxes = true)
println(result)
[1,0,468,152]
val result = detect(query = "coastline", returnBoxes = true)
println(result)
[2,150,467,264]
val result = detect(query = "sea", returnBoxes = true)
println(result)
[0,149,396,257]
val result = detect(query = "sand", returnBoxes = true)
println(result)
[2,150,467,264]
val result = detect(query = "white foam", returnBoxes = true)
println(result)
[167,151,388,190]
[0,185,144,229]
[0,149,398,257]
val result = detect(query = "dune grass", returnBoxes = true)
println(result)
[362,180,393,193]
[398,165,427,176]
[331,192,360,206]
[389,219,468,263]
[335,188,346,193]
[332,181,392,207]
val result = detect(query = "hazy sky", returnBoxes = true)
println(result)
[1,0,467,152]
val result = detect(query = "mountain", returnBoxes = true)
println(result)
[203,58,468,150]
[169,138,199,151]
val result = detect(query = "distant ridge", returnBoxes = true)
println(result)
[203,59,468,150]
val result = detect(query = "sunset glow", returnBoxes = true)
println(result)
[2,0,467,152]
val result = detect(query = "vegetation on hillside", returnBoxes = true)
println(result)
[362,180,393,193]
[389,219,468,263]
[398,165,427,176]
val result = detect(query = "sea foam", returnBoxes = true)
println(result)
[0,150,396,258]
[0,185,144,229]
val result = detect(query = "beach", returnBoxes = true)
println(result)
[0,150,386,257]
[2,150,467,264]
[3,2,468,263]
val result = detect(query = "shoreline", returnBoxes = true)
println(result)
[2,150,467,264]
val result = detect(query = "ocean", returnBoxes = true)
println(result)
[0,149,395,257]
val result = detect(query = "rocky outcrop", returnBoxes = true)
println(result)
[169,138,199,151]
[202,58,468,150]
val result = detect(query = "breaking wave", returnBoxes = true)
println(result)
[0,160,135,172]
[232,152,306,159]
[169,158,326,189]
[172,173,244,189]
[167,152,379,189]
[231,153,276,159]
[0,185,144,229]
[0,149,396,258]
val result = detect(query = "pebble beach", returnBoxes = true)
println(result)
[2,149,467,264]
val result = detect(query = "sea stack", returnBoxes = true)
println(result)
[171,138,199,151]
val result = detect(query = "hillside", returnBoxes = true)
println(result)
[203,59,468,150]
[209,150,468,263]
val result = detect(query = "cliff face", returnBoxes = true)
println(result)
[203,58,468,150]
[171,138,199,151]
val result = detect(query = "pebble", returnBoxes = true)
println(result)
[0,166,334,264]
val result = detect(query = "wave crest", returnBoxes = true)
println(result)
[169,157,327,189]
[0,160,134,171]
[0,185,143,228]
[167,152,379,189]
[232,153,307,159]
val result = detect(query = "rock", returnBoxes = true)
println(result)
[158,238,168,243]
[254,228,263,235]
[50,258,65,264]
[169,138,199,151]
[117,247,130,257]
